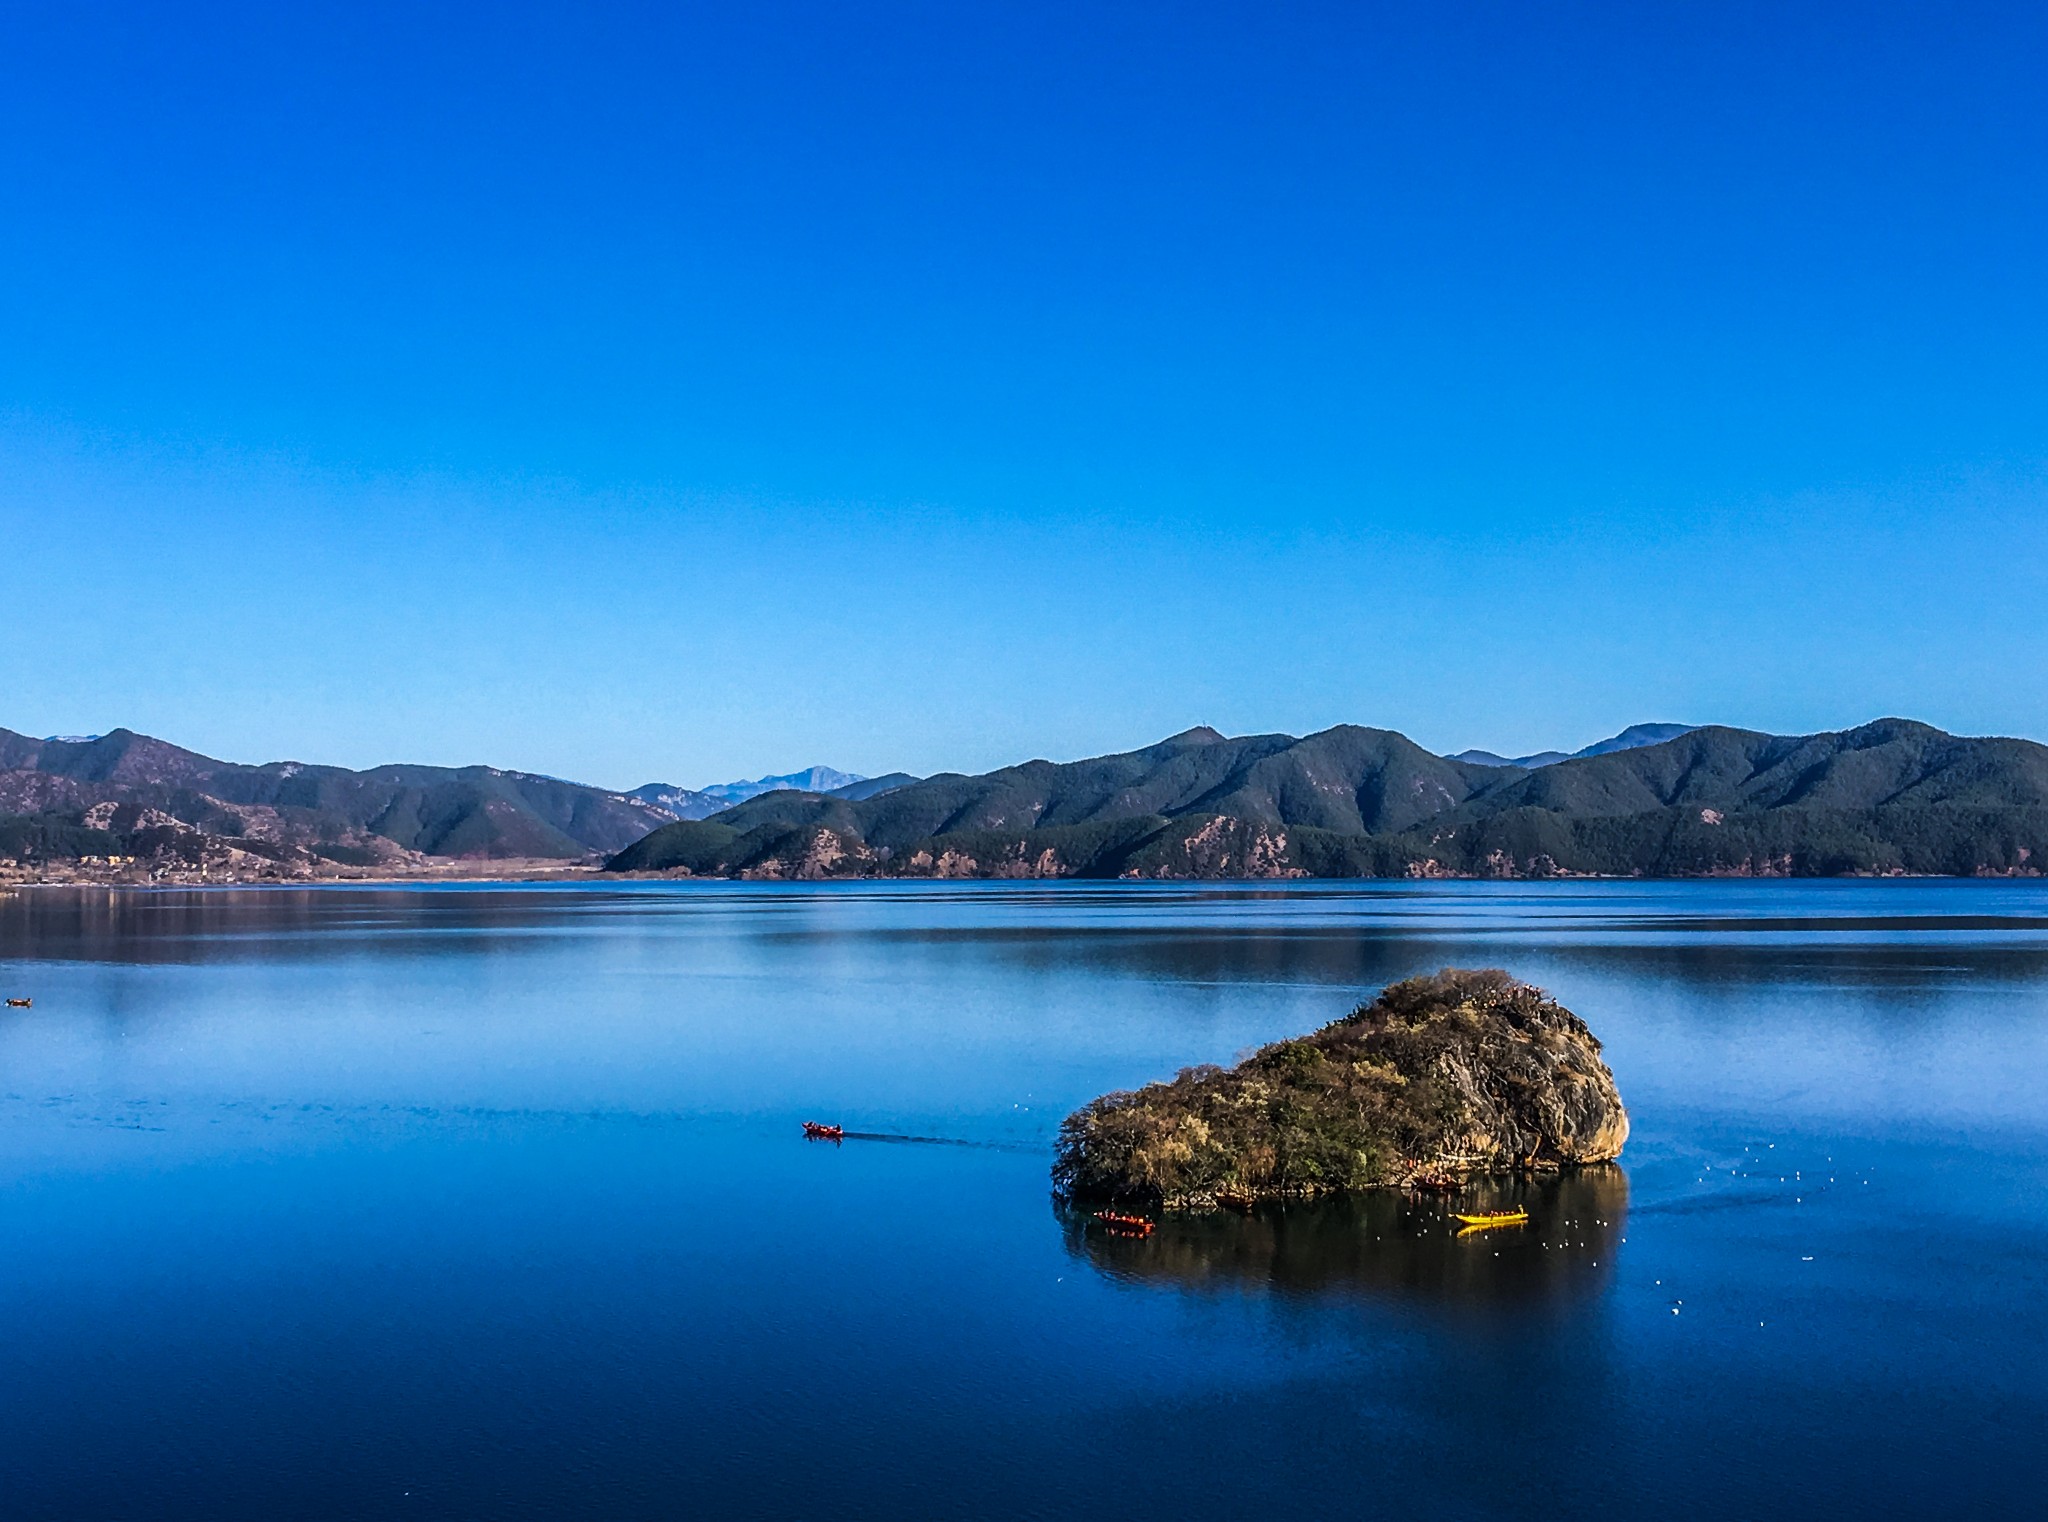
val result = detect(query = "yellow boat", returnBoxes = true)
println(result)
[1453,1209,1529,1230]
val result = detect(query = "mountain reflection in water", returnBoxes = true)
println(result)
[1064,1167,1627,1307]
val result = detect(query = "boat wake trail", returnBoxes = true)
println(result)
[836,1130,1042,1154]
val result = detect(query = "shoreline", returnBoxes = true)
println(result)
[0,860,609,890]
[4,865,2041,891]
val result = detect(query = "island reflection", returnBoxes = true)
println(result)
[1061,1167,1627,1308]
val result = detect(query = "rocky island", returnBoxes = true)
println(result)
[1053,969,1628,1208]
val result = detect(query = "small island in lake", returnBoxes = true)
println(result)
[1053,969,1628,1209]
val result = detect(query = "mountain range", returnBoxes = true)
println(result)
[10,718,2046,882]
[0,727,920,876]
[608,719,2048,880]
[0,727,674,872]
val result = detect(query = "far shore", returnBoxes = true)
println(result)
[0,860,610,889]
[5,864,2034,890]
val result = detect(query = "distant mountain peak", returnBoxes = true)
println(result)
[1163,726,1226,746]
[1572,723,1699,758]
[698,766,866,806]
[1450,723,1699,770]
[1450,748,1569,769]
[626,782,727,821]
[628,766,919,819]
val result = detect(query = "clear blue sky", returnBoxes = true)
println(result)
[3,2,2043,789]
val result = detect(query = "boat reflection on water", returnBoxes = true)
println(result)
[1060,1167,1628,1309]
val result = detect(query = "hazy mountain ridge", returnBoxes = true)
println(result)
[0,727,673,869]
[608,719,2048,880]
[825,772,921,802]
[1449,722,1698,769]
[701,766,865,804]
[625,783,731,822]
[627,769,918,821]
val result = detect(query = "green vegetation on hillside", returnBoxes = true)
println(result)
[0,812,121,862]
[607,719,2048,879]
[0,725,672,864]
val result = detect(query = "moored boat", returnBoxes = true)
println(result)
[1092,1210,1155,1236]
[1453,1208,1529,1230]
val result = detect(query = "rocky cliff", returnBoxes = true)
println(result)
[1052,969,1628,1208]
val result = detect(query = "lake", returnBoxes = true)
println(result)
[0,880,2043,1519]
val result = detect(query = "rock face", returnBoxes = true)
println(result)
[1052,969,1628,1208]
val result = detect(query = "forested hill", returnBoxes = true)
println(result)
[0,727,672,870]
[606,719,2048,880]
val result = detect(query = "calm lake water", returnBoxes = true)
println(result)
[1,880,2043,1519]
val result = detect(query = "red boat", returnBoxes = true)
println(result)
[1093,1210,1155,1237]
[802,1121,844,1140]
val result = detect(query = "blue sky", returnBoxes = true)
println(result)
[3,2,2044,790]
